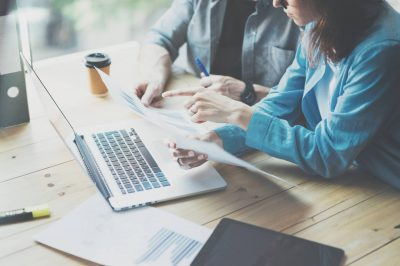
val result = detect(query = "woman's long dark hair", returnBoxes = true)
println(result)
[309,0,384,64]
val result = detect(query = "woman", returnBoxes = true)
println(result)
[166,0,400,189]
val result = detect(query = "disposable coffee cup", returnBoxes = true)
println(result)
[84,53,111,97]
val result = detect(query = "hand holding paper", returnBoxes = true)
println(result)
[169,135,292,186]
[96,68,207,135]
[96,68,292,186]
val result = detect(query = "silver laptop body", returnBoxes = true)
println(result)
[22,54,226,211]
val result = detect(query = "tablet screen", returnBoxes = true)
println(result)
[192,218,344,266]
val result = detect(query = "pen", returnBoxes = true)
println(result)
[0,204,50,225]
[195,57,210,77]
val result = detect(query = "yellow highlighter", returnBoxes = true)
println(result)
[0,204,50,225]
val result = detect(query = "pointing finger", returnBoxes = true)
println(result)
[162,87,201,98]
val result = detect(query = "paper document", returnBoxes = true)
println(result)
[97,69,291,186]
[173,136,292,186]
[97,68,207,135]
[35,194,211,266]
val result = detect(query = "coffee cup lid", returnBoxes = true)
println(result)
[84,53,111,68]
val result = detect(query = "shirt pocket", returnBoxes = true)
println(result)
[267,46,296,85]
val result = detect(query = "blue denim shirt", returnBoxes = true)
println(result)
[145,0,300,87]
[216,3,400,188]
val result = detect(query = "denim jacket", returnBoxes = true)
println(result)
[216,3,400,188]
[145,0,300,87]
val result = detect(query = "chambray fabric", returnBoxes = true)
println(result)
[216,3,400,188]
[145,0,300,87]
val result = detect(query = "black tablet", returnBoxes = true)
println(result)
[192,218,345,266]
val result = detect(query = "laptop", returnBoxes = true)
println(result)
[21,54,226,211]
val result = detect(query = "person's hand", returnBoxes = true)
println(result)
[134,44,171,107]
[200,74,245,101]
[166,131,223,169]
[134,79,164,107]
[162,74,245,101]
[184,90,254,129]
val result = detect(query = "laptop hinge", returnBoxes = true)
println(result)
[73,133,113,200]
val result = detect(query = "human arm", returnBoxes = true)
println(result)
[134,44,172,106]
[164,40,308,164]
[134,0,194,106]
[163,74,271,103]
[178,39,307,125]
[175,41,400,179]
[175,41,307,155]
[145,0,194,61]
[245,42,400,178]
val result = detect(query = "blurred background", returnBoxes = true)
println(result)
[15,0,400,62]
[17,0,172,61]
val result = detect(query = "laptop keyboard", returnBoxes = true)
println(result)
[92,129,170,195]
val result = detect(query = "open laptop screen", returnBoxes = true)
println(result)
[21,53,76,145]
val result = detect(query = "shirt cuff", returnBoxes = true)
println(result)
[245,110,274,151]
[214,125,249,155]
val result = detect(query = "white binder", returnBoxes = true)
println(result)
[0,0,29,128]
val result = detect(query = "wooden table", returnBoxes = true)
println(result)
[1,42,399,266]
